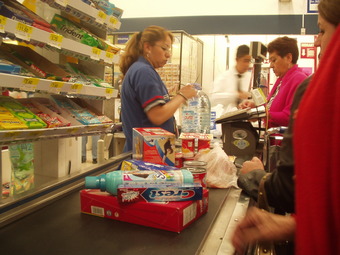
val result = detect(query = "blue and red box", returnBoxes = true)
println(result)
[80,188,209,233]
[132,127,175,166]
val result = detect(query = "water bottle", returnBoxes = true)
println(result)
[181,84,211,134]
[85,169,194,195]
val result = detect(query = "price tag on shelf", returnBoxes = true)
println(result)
[48,33,63,49]
[0,15,7,33]
[67,127,81,134]
[21,78,39,91]
[96,11,107,24]
[55,0,69,7]
[15,22,33,41]
[109,16,118,26]
[69,83,83,94]
[103,51,114,64]
[105,88,114,99]
[49,81,64,94]
[90,47,102,61]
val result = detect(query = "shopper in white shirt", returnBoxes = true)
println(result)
[210,45,252,116]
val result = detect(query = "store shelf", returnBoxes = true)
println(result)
[40,0,122,32]
[0,73,118,99]
[0,123,116,146]
[0,15,119,65]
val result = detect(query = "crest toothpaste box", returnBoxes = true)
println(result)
[80,188,209,233]
[117,183,203,203]
[132,128,175,166]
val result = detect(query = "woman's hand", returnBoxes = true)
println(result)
[240,157,264,174]
[239,99,256,109]
[178,84,197,100]
[232,207,296,254]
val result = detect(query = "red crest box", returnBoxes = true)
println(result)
[80,188,209,233]
[132,127,175,166]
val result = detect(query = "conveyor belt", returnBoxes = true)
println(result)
[0,187,243,255]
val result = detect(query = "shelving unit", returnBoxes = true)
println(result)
[0,0,124,223]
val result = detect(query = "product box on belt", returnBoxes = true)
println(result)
[117,183,204,203]
[132,127,175,166]
[80,188,209,233]
[121,159,179,171]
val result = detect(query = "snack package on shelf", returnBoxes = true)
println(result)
[63,63,112,88]
[32,97,82,126]
[70,97,114,124]
[0,1,33,26]
[80,188,209,233]
[0,43,72,81]
[2,0,53,32]
[0,59,21,74]
[18,98,71,128]
[0,95,47,129]
[0,105,28,129]
[51,95,102,125]
[50,13,107,50]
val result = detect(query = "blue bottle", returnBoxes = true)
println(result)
[85,169,193,195]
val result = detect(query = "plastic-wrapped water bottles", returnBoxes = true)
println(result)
[181,84,211,134]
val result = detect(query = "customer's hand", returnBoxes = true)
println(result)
[239,99,255,109]
[240,157,264,174]
[232,207,296,254]
[179,84,197,100]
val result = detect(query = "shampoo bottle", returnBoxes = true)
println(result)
[85,169,193,195]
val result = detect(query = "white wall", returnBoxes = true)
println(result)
[111,0,309,18]
[111,0,317,94]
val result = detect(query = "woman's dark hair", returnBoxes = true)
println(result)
[267,36,299,64]
[318,0,340,27]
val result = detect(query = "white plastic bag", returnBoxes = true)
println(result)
[196,142,238,188]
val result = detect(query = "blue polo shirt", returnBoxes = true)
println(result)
[121,56,175,151]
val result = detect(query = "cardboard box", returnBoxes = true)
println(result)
[133,127,175,166]
[80,188,209,233]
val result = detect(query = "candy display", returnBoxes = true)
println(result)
[0,96,47,129]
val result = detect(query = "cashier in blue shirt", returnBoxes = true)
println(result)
[119,25,197,152]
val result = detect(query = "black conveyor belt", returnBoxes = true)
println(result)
[0,188,232,255]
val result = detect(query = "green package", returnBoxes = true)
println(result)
[50,14,105,49]
[9,143,35,195]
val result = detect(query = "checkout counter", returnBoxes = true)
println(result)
[0,159,250,255]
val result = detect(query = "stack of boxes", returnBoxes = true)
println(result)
[80,127,209,233]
